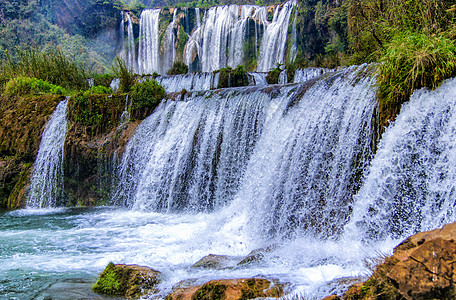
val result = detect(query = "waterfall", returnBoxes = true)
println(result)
[138,9,160,74]
[347,77,456,241]
[163,9,178,74]
[113,87,273,210]
[132,1,296,74]
[113,65,377,239]
[27,98,69,208]
[124,12,137,72]
[257,0,296,72]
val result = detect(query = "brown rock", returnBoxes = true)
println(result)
[388,238,456,300]
[92,263,161,299]
[166,277,285,300]
[322,295,341,300]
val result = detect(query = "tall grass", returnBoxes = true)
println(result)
[0,47,89,91]
[377,31,456,126]
[111,56,136,93]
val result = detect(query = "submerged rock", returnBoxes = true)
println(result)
[191,254,241,270]
[342,222,456,300]
[166,277,285,300]
[92,263,161,299]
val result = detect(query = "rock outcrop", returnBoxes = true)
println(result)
[92,263,161,299]
[166,277,285,300]
[343,222,456,300]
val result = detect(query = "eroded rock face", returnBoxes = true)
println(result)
[92,263,161,299]
[166,277,285,300]
[388,223,456,300]
[342,222,456,300]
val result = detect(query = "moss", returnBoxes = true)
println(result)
[7,163,32,209]
[129,79,166,120]
[217,65,249,88]
[167,61,189,75]
[92,263,123,295]
[192,282,227,300]
[92,263,161,298]
[266,67,281,84]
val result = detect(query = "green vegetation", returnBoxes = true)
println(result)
[130,79,166,119]
[167,61,189,75]
[192,282,227,300]
[93,74,116,88]
[92,262,123,295]
[112,56,136,93]
[217,65,249,88]
[0,47,89,92]
[377,31,456,126]
[266,66,282,84]
[4,77,66,96]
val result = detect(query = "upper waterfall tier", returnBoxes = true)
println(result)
[121,0,297,75]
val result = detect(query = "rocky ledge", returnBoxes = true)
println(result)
[334,222,456,300]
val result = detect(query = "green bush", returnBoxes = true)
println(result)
[167,61,189,75]
[1,47,89,91]
[266,67,281,84]
[112,56,136,93]
[4,76,67,96]
[130,79,165,119]
[377,31,456,126]
[84,85,113,96]
[217,65,249,88]
[93,74,116,88]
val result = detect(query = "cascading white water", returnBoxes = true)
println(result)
[163,9,178,74]
[138,9,160,74]
[113,87,273,211]
[347,77,456,242]
[121,11,137,72]
[293,68,330,83]
[219,65,377,242]
[257,0,296,72]
[132,1,296,74]
[27,99,69,208]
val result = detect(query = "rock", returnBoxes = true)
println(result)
[237,244,278,267]
[191,254,241,270]
[92,262,161,299]
[342,222,456,300]
[322,295,341,300]
[166,277,285,300]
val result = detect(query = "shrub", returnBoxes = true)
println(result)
[130,79,165,119]
[167,61,189,75]
[377,31,456,127]
[93,73,116,88]
[266,67,281,84]
[1,47,89,91]
[112,56,136,93]
[4,76,67,96]
[84,85,113,96]
[217,65,249,88]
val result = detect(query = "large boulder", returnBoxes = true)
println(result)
[166,277,285,300]
[342,222,456,300]
[92,263,161,299]
[191,254,241,270]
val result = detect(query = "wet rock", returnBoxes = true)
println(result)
[342,222,456,300]
[322,295,341,300]
[191,254,241,270]
[237,244,278,267]
[92,263,161,299]
[165,277,285,300]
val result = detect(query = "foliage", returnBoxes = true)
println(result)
[112,57,136,93]
[167,61,189,75]
[4,76,66,96]
[1,47,89,91]
[93,73,116,88]
[377,31,456,126]
[92,262,122,295]
[348,0,455,64]
[266,66,282,84]
[217,65,249,88]
[84,85,113,96]
[129,79,165,119]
